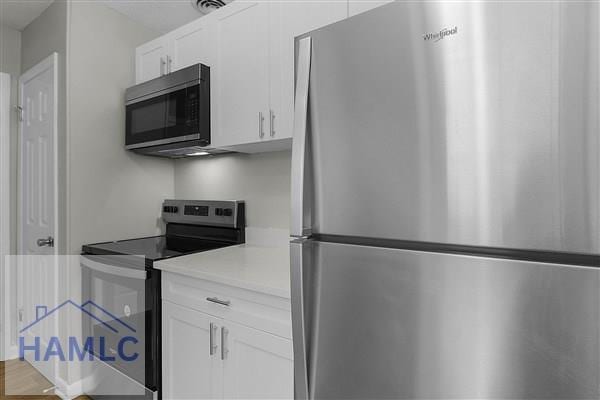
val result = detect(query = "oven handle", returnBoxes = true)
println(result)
[81,256,148,280]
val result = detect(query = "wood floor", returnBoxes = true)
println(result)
[0,360,90,399]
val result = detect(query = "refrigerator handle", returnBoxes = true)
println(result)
[290,239,310,400]
[291,37,312,237]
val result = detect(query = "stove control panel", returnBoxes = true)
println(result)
[184,205,209,216]
[162,200,245,229]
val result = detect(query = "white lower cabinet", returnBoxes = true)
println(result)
[162,301,223,400]
[161,274,293,400]
[223,321,293,399]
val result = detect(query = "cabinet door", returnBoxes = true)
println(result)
[169,18,214,73]
[162,301,223,400]
[135,37,169,84]
[210,1,270,148]
[269,1,347,142]
[348,0,394,17]
[222,321,293,399]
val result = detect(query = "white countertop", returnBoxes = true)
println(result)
[155,242,291,298]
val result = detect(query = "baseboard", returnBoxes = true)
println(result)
[1,345,18,361]
[54,376,83,400]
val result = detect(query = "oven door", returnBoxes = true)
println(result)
[125,83,205,149]
[81,255,157,399]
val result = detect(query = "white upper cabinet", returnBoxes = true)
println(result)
[136,18,214,84]
[269,1,348,147]
[214,0,347,151]
[135,36,169,84]
[348,0,393,17]
[210,1,270,149]
[134,0,352,152]
[168,17,214,72]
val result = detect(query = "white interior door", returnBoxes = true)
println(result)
[17,53,59,388]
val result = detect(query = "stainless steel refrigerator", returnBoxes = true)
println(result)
[289,1,600,399]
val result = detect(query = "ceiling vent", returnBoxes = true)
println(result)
[191,0,232,14]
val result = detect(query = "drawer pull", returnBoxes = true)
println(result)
[206,297,231,307]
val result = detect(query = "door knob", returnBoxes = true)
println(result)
[37,236,54,248]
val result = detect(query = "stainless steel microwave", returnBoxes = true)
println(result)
[125,63,225,158]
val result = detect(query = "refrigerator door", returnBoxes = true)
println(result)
[290,239,600,400]
[293,1,600,253]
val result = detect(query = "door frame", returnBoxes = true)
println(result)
[0,72,12,361]
[17,52,59,256]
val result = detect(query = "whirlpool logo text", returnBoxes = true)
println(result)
[423,26,458,42]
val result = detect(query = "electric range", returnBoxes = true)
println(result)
[80,200,245,400]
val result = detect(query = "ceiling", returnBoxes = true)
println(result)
[100,0,208,34]
[0,0,212,34]
[0,0,55,31]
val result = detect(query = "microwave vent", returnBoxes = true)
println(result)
[157,146,207,157]
[191,0,232,14]
[147,145,231,158]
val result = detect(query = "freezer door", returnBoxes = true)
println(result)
[290,240,600,400]
[296,1,600,253]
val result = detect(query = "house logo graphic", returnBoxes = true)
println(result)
[19,300,139,363]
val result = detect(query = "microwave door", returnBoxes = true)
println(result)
[125,93,168,147]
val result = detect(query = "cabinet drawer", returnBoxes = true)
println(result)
[162,271,292,339]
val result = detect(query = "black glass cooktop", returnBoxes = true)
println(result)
[82,235,232,263]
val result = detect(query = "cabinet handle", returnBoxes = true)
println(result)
[259,112,265,138]
[209,322,218,356]
[160,57,166,76]
[167,55,173,74]
[206,297,231,307]
[221,327,229,360]
[269,110,275,137]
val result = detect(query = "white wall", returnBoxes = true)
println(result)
[19,0,71,383]
[21,0,69,254]
[20,0,170,257]
[67,1,173,254]
[0,23,21,361]
[175,151,291,229]
[0,24,20,256]
[15,1,172,389]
